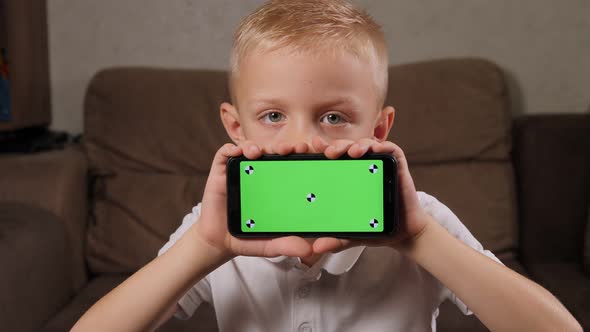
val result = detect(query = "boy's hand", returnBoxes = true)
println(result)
[310,136,431,254]
[193,142,314,260]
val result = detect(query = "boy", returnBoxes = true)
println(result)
[73,1,581,331]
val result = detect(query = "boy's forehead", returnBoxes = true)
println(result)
[234,48,381,109]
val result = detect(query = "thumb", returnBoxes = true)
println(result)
[311,136,330,153]
[312,237,355,254]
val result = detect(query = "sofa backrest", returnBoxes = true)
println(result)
[386,59,517,261]
[82,58,517,274]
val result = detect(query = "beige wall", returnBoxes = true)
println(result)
[48,0,590,134]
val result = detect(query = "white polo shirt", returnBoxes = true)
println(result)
[158,191,502,331]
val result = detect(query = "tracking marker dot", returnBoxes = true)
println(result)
[369,164,379,174]
[244,165,254,175]
[246,219,255,228]
[369,219,379,228]
[306,193,316,202]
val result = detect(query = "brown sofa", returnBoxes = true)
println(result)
[0,58,588,331]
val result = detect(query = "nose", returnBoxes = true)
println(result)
[283,125,320,153]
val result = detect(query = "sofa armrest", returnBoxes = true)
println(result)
[512,114,590,266]
[0,203,73,332]
[0,146,89,290]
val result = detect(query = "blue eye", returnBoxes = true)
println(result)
[322,113,342,125]
[265,112,284,123]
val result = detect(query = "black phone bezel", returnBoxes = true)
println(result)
[226,153,398,238]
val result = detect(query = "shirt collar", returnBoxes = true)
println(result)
[266,245,367,276]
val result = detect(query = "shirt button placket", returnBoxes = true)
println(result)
[298,322,312,332]
[294,282,314,332]
[296,284,311,299]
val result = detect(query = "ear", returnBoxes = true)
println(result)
[373,106,395,141]
[220,102,245,144]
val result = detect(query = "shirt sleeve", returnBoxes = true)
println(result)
[417,191,504,316]
[157,203,213,320]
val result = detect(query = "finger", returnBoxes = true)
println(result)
[358,138,377,152]
[347,138,377,158]
[274,141,296,155]
[239,141,263,159]
[369,140,397,154]
[312,237,354,254]
[294,142,309,154]
[311,136,330,153]
[369,141,409,180]
[368,141,422,215]
[210,143,242,173]
[261,144,275,155]
[264,236,314,257]
[347,143,363,158]
[324,139,355,159]
[370,141,410,172]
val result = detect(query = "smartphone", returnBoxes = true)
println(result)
[226,153,398,238]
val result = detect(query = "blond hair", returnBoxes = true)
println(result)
[229,0,389,108]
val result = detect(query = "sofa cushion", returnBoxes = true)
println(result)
[87,172,207,272]
[40,274,218,332]
[0,202,72,332]
[386,58,511,163]
[83,67,229,273]
[83,58,514,273]
[513,114,590,264]
[0,147,89,290]
[412,162,517,255]
[389,59,517,256]
[83,67,230,174]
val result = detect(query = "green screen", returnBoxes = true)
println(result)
[240,159,384,232]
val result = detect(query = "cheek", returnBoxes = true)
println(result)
[322,123,375,142]
[240,120,282,145]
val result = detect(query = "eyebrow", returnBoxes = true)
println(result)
[314,96,360,109]
[247,96,360,111]
[247,98,286,110]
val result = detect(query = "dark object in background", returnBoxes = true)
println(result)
[0,0,11,121]
[512,115,590,330]
[0,0,51,132]
[0,47,10,121]
[0,0,63,154]
[0,127,73,153]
